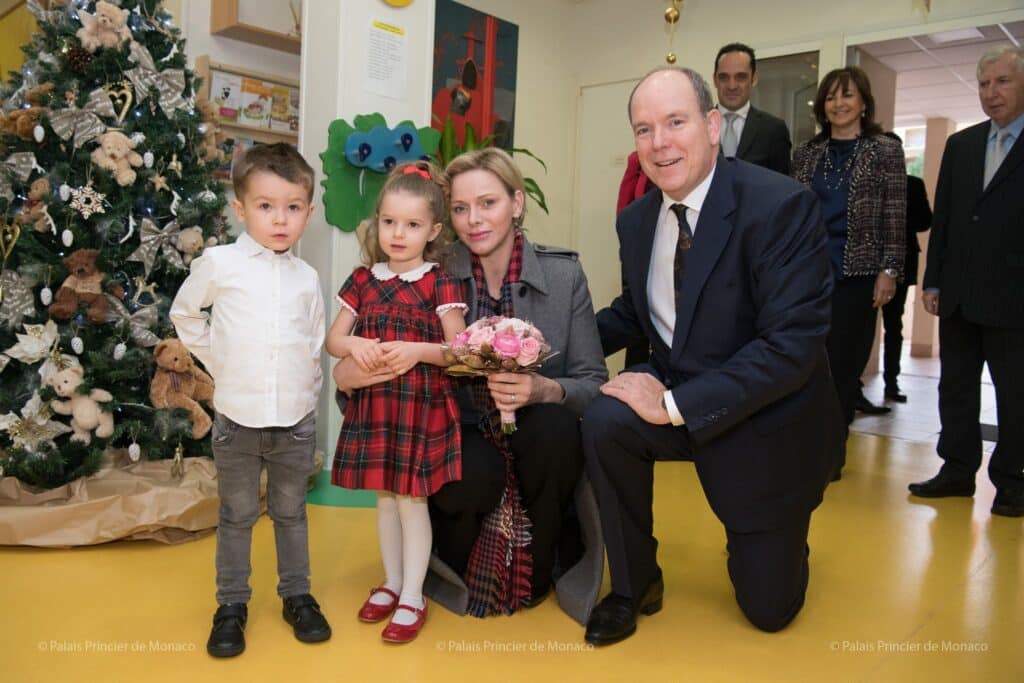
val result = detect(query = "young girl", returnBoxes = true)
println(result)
[328,161,465,643]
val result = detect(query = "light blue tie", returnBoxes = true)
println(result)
[721,112,739,158]
[984,129,1010,188]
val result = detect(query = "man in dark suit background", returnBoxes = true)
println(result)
[879,136,933,403]
[714,42,792,175]
[910,45,1024,517]
[582,66,843,646]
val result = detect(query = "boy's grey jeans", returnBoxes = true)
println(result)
[212,411,316,605]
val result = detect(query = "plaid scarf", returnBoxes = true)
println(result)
[463,230,534,617]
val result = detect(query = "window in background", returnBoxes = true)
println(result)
[751,51,819,149]
[894,125,926,178]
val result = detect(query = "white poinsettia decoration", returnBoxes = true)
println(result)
[0,392,73,451]
[37,350,80,384]
[3,320,60,364]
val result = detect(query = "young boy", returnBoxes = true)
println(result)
[170,143,331,657]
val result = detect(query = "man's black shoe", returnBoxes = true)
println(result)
[282,594,332,643]
[207,603,247,658]
[991,489,1024,517]
[884,385,907,402]
[584,573,663,646]
[908,472,975,498]
[855,395,891,415]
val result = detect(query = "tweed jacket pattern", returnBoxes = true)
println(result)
[792,134,907,280]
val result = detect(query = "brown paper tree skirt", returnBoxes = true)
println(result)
[0,449,264,548]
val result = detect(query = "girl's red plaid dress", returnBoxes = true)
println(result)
[331,264,463,497]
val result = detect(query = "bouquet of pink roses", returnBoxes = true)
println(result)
[444,316,556,433]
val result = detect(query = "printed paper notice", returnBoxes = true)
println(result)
[365,20,407,100]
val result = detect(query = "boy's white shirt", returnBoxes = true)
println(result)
[170,230,325,428]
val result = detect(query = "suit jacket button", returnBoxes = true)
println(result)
[972,215,979,221]
[518,285,527,297]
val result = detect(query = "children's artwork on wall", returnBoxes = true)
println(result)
[431,0,519,149]
[320,114,440,232]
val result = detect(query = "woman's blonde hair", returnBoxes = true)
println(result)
[445,148,526,229]
[360,160,451,266]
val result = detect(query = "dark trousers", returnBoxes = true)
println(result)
[827,277,878,428]
[430,403,584,596]
[583,382,812,632]
[937,310,1024,492]
[881,283,910,387]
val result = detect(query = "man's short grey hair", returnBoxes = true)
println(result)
[977,44,1024,80]
[627,66,716,124]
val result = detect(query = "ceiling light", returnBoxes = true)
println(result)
[928,27,984,44]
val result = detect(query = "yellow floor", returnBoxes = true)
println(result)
[3,428,1021,683]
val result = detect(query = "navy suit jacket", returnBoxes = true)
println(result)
[924,120,1024,328]
[598,158,843,530]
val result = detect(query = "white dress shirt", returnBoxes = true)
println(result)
[170,231,326,428]
[646,164,717,426]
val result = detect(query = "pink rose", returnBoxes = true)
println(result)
[492,331,522,359]
[467,325,495,349]
[516,336,541,366]
[452,331,471,348]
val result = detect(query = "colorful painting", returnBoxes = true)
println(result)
[431,0,519,149]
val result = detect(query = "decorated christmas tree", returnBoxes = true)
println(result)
[0,0,229,489]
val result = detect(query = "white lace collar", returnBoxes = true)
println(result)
[370,261,438,282]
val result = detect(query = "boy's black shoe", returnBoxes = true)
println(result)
[282,594,332,643]
[207,603,247,658]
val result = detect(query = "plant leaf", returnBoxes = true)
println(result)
[510,147,548,173]
[523,176,549,214]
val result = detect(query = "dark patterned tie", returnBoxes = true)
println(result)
[669,203,692,306]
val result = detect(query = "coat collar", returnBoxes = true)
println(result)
[735,105,760,158]
[448,232,549,295]
[983,121,1024,197]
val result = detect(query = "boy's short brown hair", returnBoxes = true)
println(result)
[232,142,315,201]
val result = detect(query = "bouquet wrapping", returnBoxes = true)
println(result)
[444,316,556,433]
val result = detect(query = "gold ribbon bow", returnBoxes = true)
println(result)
[48,88,117,148]
[127,218,183,275]
[104,294,160,347]
[126,42,187,118]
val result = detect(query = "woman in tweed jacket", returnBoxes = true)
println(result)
[792,66,906,477]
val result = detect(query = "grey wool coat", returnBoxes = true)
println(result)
[423,236,609,625]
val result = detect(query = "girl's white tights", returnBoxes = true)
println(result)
[370,492,432,626]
